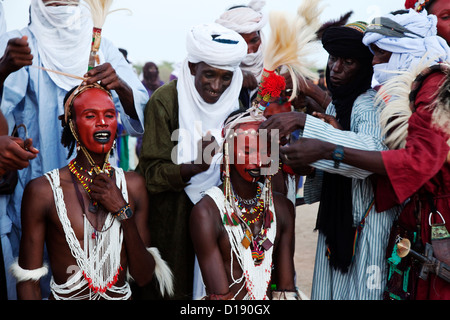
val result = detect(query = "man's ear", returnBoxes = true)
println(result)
[188,62,197,76]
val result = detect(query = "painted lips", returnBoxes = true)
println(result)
[93,130,111,144]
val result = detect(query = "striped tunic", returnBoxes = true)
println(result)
[303,89,400,300]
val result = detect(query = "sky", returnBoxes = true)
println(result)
[2,0,406,69]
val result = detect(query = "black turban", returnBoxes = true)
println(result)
[315,24,375,273]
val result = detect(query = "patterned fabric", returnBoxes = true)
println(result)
[303,90,400,299]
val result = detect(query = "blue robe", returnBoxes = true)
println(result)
[0,28,149,300]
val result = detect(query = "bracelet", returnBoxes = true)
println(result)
[113,203,133,221]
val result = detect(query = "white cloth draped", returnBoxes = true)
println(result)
[176,23,247,204]
[363,9,450,84]
[28,0,102,91]
[215,0,267,80]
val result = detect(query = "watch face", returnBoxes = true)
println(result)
[124,207,133,219]
[333,145,344,161]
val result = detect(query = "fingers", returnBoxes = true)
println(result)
[2,37,33,72]
[84,63,120,90]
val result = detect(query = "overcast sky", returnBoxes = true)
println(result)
[3,0,405,68]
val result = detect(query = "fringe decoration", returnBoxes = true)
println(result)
[434,66,450,138]
[376,56,450,150]
[9,260,49,283]
[147,247,174,297]
[82,0,130,70]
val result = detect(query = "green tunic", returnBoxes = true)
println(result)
[136,80,195,300]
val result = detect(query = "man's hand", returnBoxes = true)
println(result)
[312,112,342,130]
[242,71,258,91]
[259,111,306,145]
[83,63,138,119]
[279,137,332,174]
[90,173,128,214]
[0,36,33,81]
[0,136,39,175]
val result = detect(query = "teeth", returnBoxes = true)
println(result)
[95,133,110,138]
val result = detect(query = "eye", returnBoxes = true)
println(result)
[344,58,355,66]
[222,74,233,82]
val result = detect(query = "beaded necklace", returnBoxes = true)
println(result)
[234,184,264,225]
[68,159,113,213]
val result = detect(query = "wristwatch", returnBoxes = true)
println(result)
[114,204,133,221]
[332,145,345,169]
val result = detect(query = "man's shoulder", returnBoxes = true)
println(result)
[272,191,295,219]
[23,173,54,200]
[355,88,377,104]
[146,80,179,113]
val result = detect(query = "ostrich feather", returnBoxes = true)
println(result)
[375,56,450,150]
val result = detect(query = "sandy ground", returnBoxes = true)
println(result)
[294,201,320,299]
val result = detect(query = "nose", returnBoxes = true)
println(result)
[247,43,259,54]
[210,78,221,92]
[331,58,344,73]
[97,116,107,127]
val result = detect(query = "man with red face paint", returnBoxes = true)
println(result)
[190,110,302,300]
[12,84,173,300]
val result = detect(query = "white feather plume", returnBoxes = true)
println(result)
[263,0,324,101]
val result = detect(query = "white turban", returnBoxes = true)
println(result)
[186,23,248,72]
[215,0,267,83]
[363,9,450,84]
[215,0,267,34]
[177,23,247,204]
[28,0,99,91]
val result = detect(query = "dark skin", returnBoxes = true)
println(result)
[0,36,38,175]
[278,137,387,176]
[190,124,296,299]
[260,55,363,173]
[16,90,155,300]
[179,62,229,183]
[260,55,362,139]
[240,31,263,91]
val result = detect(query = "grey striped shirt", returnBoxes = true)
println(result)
[302,89,400,300]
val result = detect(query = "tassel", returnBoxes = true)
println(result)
[83,0,130,70]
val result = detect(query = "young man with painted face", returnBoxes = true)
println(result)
[136,23,247,300]
[190,110,298,300]
[12,84,172,300]
[0,0,148,299]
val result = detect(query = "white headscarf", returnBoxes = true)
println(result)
[177,23,247,204]
[216,0,267,80]
[28,0,101,90]
[363,9,450,84]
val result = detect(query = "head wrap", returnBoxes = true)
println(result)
[363,9,450,84]
[215,0,267,34]
[322,21,374,66]
[177,23,247,204]
[28,0,102,91]
[318,21,374,273]
[216,0,267,80]
[186,23,248,72]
